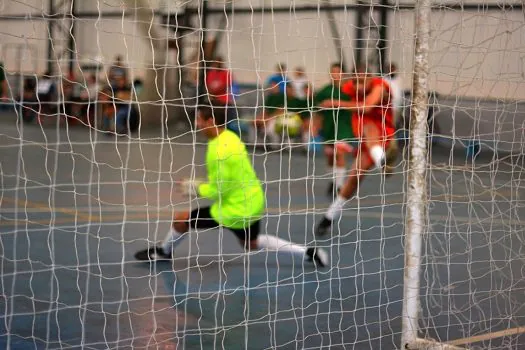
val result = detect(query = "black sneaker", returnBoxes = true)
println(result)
[306,247,329,268]
[315,217,333,237]
[134,246,172,261]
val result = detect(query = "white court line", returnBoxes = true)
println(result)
[447,326,525,346]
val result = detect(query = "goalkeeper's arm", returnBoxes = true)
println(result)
[198,156,235,201]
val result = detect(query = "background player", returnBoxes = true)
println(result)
[253,82,308,148]
[135,104,328,267]
[315,66,398,236]
[314,62,355,196]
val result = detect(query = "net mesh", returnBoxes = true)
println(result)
[0,0,524,349]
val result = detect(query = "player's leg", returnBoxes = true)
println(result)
[324,144,336,195]
[363,120,398,176]
[115,105,130,135]
[362,122,388,169]
[325,142,352,196]
[232,221,329,267]
[384,137,399,177]
[134,207,218,261]
[333,142,353,191]
[315,143,375,236]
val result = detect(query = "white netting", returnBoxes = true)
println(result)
[0,0,524,349]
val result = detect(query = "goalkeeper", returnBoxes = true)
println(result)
[135,104,328,267]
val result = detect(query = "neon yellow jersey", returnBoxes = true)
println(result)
[198,129,265,229]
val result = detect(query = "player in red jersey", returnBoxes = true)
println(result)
[315,66,399,236]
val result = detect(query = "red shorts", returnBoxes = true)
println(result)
[352,117,396,164]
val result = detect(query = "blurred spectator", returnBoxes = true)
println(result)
[70,73,99,125]
[60,74,77,122]
[291,67,309,100]
[19,76,38,123]
[108,55,128,88]
[133,78,144,96]
[36,71,57,119]
[206,56,232,104]
[102,75,138,135]
[284,82,308,117]
[427,91,440,144]
[82,74,100,100]
[255,81,284,124]
[113,75,132,101]
[266,63,288,94]
[0,62,8,109]
[205,56,238,131]
[253,81,286,146]
[283,82,311,145]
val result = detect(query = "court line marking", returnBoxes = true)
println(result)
[447,326,525,346]
[1,203,523,227]
[0,182,518,215]
[1,197,94,221]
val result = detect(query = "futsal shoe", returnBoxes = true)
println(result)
[134,246,172,261]
[306,247,329,267]
[315,217,333,237]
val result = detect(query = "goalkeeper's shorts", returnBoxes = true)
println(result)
[189,206,261,242]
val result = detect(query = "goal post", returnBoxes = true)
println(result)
[401,0,467,348]
[400,0,431,346]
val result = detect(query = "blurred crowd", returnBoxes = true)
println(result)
[0,55,414,143]
[1,55,141,135]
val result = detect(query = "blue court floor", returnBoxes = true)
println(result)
[0,114,524,349]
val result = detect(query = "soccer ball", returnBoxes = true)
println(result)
[274,113,303,138]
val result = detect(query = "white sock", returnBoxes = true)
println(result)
[335,167,346,189]
[326,195,346,221]
[257,234,307,258]
[369,145,386,169]
[162,227,186,255]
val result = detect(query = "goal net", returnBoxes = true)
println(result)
[0,0,524,349]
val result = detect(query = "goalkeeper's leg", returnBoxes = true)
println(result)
[135,207,329,267]
[232,221,329,268]
[134,207,218,261]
